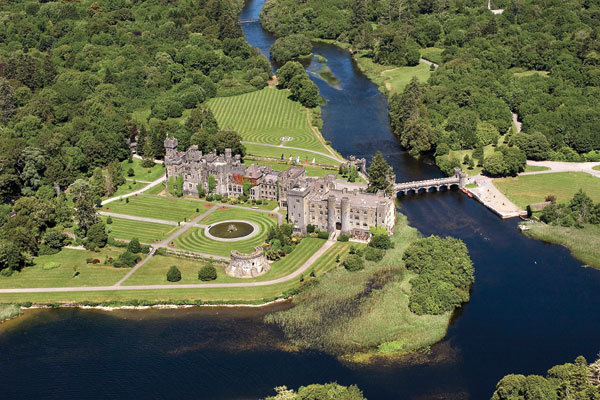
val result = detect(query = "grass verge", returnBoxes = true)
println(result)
[493,172,600,209]
[524,223,600,269]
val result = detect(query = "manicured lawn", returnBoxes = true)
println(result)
[308,241,365,277]
[243,143,339,165]
[208,87,332,155]
[525,223,600,269]
[120,158,165,182]
[420,47,443,65]
[524,165,550,173]
[124,238,326,285]
[593,165,600,171]
[106,181,148,199]
[102,195,208,222]
[175,208,277,256]
[353,51,431,94]
[232,200,279,211]
[494,172,600,208]
[0,248,128,288]
[104,216,177,243]
[244,159,366,183]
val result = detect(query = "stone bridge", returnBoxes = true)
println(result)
[394,168,467,195]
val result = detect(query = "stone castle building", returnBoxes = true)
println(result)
[227,246,270,278]
[164,137,396,236]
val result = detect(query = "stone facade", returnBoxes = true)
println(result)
[287,174,396,236]
[227,246,270,278]
[164,137,396,237]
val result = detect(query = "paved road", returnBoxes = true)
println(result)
[0,239,335,293]
[101,175,165,205]
[158,205,219,247]
[523,161,600,178]
[98,211,179,226]
[419,58,438,68]
[242,141,343,164]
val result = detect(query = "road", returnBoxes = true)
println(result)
[0,239,336,293]
[98,211,179,226]
[101,175,165,205]
[523,160,600,178]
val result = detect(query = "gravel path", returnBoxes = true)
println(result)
[101,175,165,206]
[98,211,179,226]
[0,239,335,293]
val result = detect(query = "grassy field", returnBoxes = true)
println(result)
[120,158,165,182]
[175,208,278,256]
[420,47,443,65]
[265,215,451,357]
[107,181,147,199]
[307,241,365,276]
[353,51,431,94]
[102,195,208,222]
[524,165,550,172]
[0,304,21,322]
[0,248,128,288]
[594,165,600,171]
[127,237,325,286]
[104,216,177,243]
[243,143,338,166]
[494,172,600,208]
[208,87,332,155]
[524,223,600,269]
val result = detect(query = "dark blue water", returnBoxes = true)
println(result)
[1,1,599,399]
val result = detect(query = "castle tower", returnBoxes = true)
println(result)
[164,136,178,160]
[327,195,336,233]
[340,197,350,235]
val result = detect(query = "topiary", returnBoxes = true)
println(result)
[167,266,181,282]
[198,265,217,281]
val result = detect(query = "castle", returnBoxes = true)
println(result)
[164,137,395,237]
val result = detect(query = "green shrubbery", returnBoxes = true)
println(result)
[337,234,350,242]
[343,254,364,271]
[198,265,217,281]
[113,251,140,268]
[540,189,600,228]
[491,356,600,400]
[264,382,366,400]
[403,236,474,315]
[270,34,312,64]
[167,266,181,282]
[364,247,384,262]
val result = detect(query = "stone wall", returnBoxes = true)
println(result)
[227,246,270,278]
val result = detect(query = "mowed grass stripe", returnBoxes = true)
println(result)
[208,88,329,153]
[175,209,277,257]
[104,217,177,244]
[102,195,208,222]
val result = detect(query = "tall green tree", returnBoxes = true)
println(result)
[367,151,394,194]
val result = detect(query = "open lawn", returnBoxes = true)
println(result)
[593,165,600,171]
[107,181,147,199]
[525,223,600,269]
[0,248,128,288]
[208,87,332,156]
[420,47,443,65]
[102,195,207,222]
[175,208,278,256]
[104,217,177,243]
[307,241,365,277]
[494,172,600,208]
[243,143,338,166]
[525,165,550,173]
[353,51,431,94]
[125,238,326,285]
[265,215,451,357]
[120,158,165,182]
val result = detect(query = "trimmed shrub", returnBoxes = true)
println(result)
[106,216,113,224]
[364,247,385,261]
[317,231,330,240]
[198,265,217,281]
[343,254,364,272]
[113,250,140,268]
[369,234,394,249]
[167,266,181,282]
[306,224,316,233]
[127,167,134,177]
[337,234,350,242]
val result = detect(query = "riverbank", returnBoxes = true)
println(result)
[523,223,600,269]
[0,304,21,323]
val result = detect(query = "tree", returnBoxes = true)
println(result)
[277,61,305,89]
[0,79,16,123]
[270,34,312,63]
[69,179,98,233]
[208,174,216,193]
[512,132,551,161]
[198,265,217,281]
[127,238,141,254]
[369,233,393,249]
[290,78,319,108]
[127,167,134,177]
[214,128,246,156]
[85,222,108,250]
[175,175,184,197]
[367,151,393,194]
[343,254,364,271]
[167,265,181,282]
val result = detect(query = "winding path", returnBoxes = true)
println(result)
[0,239,335,294]
[101,175,165,206]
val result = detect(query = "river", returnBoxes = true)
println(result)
[1,1,599,399]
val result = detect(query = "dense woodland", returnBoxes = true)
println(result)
[262,0,600,174]
[0,0,276,273]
